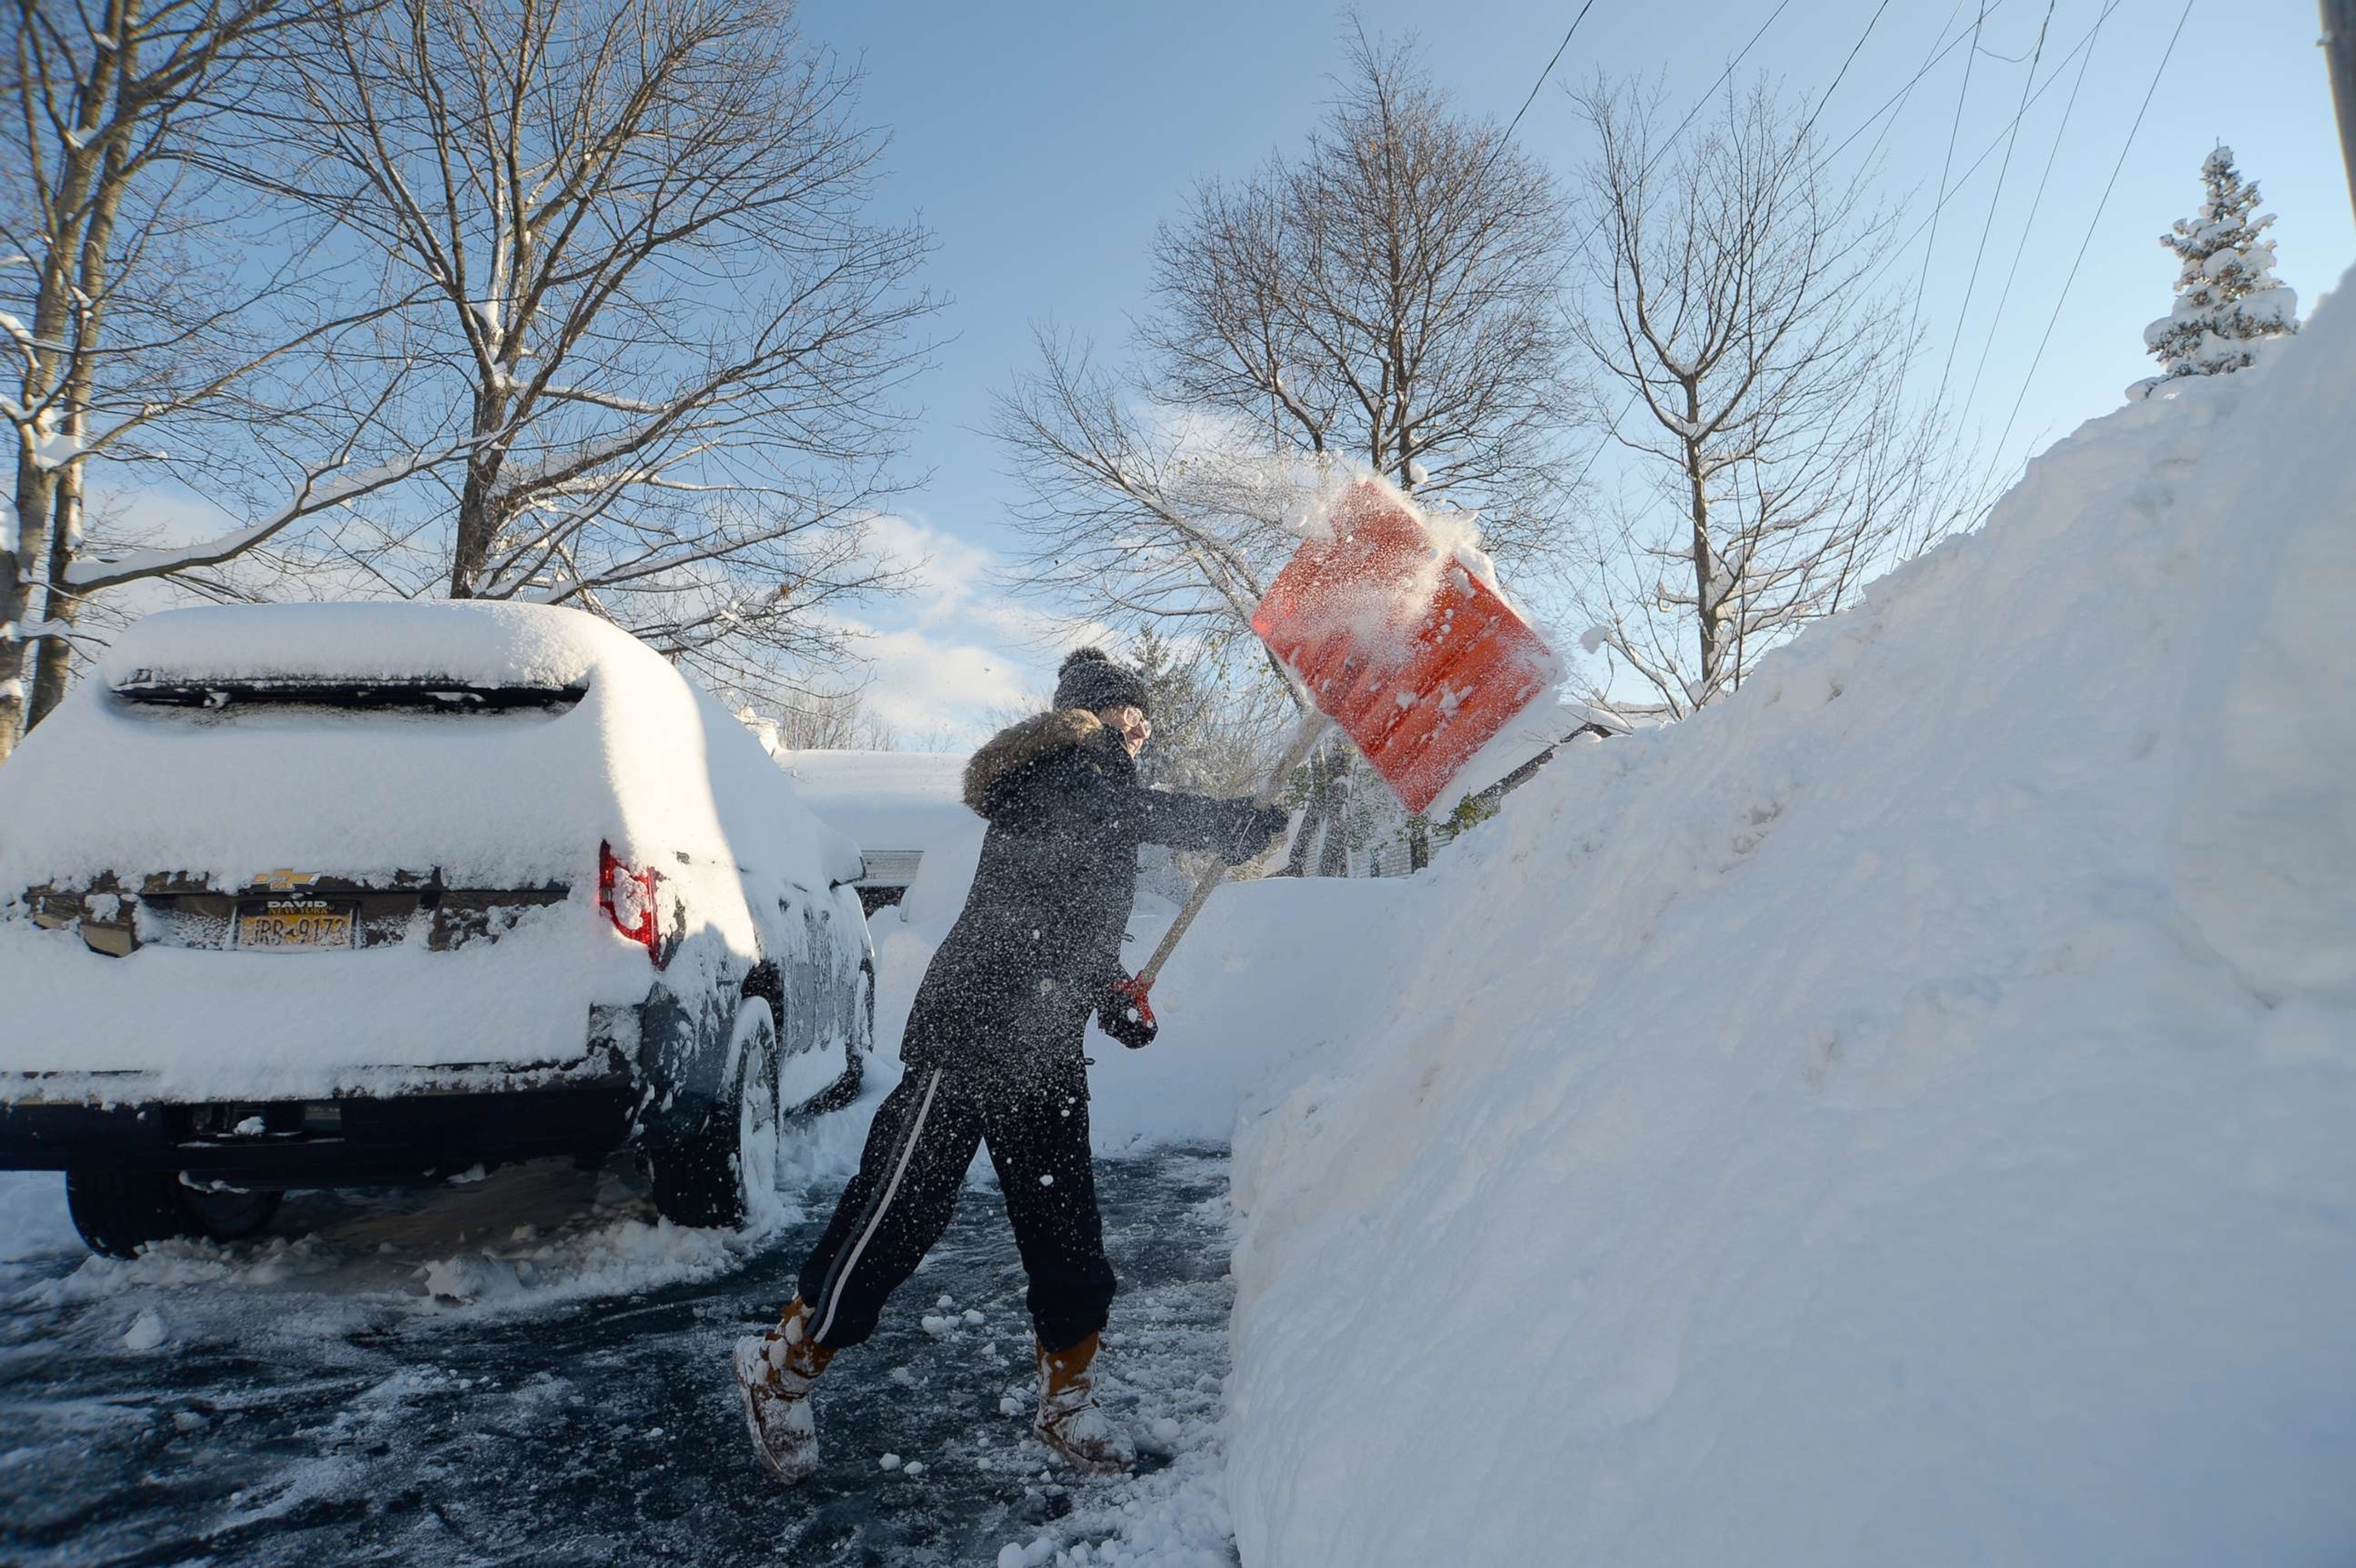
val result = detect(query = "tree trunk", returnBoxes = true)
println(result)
[1683,380,1717,699]
[5,11,136,749]
[1280,749,1326,876]
[449,384,512,597]
[0,462,61,763]
[1316,743,1351,877]
[27,462,84,727]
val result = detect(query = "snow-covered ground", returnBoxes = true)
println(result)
[1214,274,2356,1564]
[0,1149,1244,1566]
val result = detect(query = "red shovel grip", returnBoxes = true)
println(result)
[1111,974,1156,1029]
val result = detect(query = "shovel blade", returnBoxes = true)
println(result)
[1252,478,1557,815]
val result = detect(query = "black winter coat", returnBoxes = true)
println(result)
[899,709,1285,1078]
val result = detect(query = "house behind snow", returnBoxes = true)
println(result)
[768,750,976,915]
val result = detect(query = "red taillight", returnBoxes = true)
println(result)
[598,841,663,962]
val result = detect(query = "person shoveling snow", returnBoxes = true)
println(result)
[735,647,1289,1482]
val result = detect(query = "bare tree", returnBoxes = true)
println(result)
[0,0,415,761]
[1143,28,1578,551]
[993,330,1311,642]
[992,30,1577,873]
[1565,78,1975,720]
[739,683,897,754]
[256,0,931,705]
[995,30,1576,643]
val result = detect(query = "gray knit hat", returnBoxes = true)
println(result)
[1052,646,1150,717]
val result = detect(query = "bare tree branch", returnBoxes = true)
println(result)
[1563,77,1984,721]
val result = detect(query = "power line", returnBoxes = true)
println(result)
[1566,0,1797,264]
[1939,0,2055,401]
[1502,0,1601,146]
[1992,0,2196,470]
[1909,2,1989,373]
[1848,2,2126,311]
[1818,1,1976,173]
[1644,0,1797,175]
[1798,0,1896,144]
[1961,0,2108,426]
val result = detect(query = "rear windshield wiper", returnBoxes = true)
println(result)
[111,679,588,713]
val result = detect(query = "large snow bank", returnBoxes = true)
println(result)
[1222,275,2356,1565]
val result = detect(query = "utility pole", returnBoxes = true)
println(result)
[2325,1,2356,224]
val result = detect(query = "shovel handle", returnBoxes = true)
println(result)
[1133,712,1329,991]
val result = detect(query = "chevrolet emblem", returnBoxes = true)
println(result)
[252,869,322,893]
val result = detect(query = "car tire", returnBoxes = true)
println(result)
[649,999,778,1230]
[183,1185,284,1241]
[64,1172,286,1259]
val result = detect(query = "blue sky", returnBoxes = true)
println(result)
[795,0,2354,745]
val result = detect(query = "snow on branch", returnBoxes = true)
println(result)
[65,449,455,591]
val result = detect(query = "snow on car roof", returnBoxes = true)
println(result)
[4,602,859,896]
[97,600,650,691]
[770,750,978,855]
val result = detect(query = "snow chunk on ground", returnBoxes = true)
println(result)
[1222,272,2356,1566]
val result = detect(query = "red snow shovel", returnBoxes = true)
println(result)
[1114,476,1558,1030]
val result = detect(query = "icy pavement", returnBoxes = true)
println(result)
[0,1150,1239,1566]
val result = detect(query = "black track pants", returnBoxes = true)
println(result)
[796,1060,1116,1355]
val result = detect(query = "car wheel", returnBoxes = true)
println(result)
[65,1172,191,1259]
[183,1185,284,1241]
[649,998,778,1230]
[64,1173,285,1258]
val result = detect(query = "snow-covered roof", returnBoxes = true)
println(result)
[2,601,860,895]
[97,600,643,691]
[772,751,979,863]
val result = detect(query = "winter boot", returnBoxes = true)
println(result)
[1034,1331,1134,1475]
[734,1297,835,1484]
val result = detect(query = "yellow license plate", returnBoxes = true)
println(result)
[235,904,355,950]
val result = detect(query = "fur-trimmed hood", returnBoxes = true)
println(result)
[962,708,1122,814]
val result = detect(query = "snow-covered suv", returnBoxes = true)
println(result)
[0,602,874,1256]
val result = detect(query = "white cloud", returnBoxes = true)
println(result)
[840,623,1040,748]
[840,512,1099,748]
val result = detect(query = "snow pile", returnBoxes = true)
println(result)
[1221,274,2356,1564]
[4,1154,816,1323]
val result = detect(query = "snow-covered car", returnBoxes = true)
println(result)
[0,602,874,1256]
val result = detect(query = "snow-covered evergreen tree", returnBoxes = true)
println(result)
[2143,146,2298,382]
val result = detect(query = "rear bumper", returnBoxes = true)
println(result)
[0,1080,638,1185]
